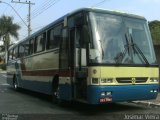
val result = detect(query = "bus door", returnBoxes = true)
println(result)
[59,28,72,101]
[69,26,88,100]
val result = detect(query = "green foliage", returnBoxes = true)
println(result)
[149,20,160,45]
[0,15,20,49]
[0,15,20,63]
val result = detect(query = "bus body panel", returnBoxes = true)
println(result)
[87,66,159,104]
[88,67,159,85]
[19,80,52,94]
[59,84,72,100]
[87,84,158,104]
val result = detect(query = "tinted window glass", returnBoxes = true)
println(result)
[35,33,46,52]
[24,41,30,56]
[12,47,18,59]
[47,25,62,49]
[8,49,13,60]
[60,28,69,68]
[19,44,25,57]
[29,39,34,55]
[15,47,18,58]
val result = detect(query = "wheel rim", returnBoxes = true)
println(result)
[14,81,18,89]
[54,87,59,99]
[14,84,17,89]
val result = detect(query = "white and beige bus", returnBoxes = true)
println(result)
[7,8,159,104]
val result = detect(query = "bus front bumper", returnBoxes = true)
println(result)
[87,84,159,104]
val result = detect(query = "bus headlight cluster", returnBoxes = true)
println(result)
[91,78,114,84]
[101,91,112,96]
[150,78,159,82]
[101,78,113,83]
[150,89,158,93]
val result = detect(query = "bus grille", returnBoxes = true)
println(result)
[116,77,148,83]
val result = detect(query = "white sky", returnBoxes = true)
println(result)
[0,0,160,45]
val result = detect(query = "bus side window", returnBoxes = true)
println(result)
[47,28,54,49]
[19,44,25,58]
[35,33,46,53]
[12,48,15,59]
[54,25,62,48]
[59,28,69,69]
[15,47,19,58]
[12,47,18,59]
[8,49,13,60]
[24,41,30,56]
[47,24,62,49]
[29,39,34,55]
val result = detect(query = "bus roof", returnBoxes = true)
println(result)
[10,7,146,49]
[70,7,145,20]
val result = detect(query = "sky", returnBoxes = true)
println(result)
[0,0,160,44]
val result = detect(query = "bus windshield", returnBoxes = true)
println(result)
[89,12,157,65]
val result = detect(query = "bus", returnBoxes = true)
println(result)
[7,8,159,104]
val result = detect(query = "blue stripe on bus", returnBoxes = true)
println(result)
[17,80,53,95]
[59,84,72,101]
[87,84,159,104]
[7,78,73,101]
[20,80,72,101]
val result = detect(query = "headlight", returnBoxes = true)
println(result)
[101,92,105,96]
[106,91,112,96]
[154,90,158,93]
[150,89,158,93]
[150,78,159,82]
[101,78,113,83]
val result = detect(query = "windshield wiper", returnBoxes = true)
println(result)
[114,34,130,63]
[130,34,150,65]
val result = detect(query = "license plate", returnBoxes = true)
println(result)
[100,98,112,103]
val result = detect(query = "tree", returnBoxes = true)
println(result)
[148,20,160,45]
[0,15,20,63]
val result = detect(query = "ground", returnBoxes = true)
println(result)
[0,73,160,120]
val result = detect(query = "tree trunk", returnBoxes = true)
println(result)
[3,34,10,63]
